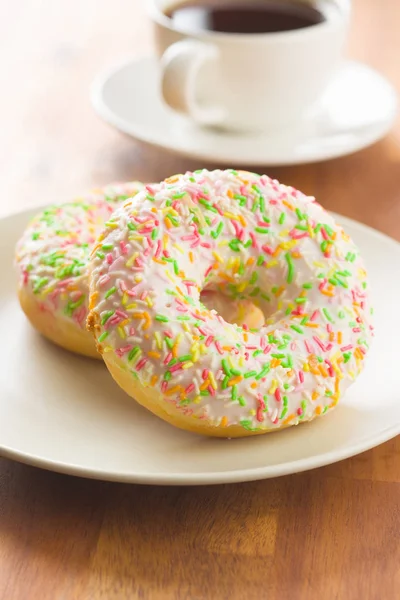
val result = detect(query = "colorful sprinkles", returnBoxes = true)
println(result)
[16,181,145,332]
[89,169,374,434]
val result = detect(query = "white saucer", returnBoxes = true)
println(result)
[1,208,400,484]
[92,57,397,167]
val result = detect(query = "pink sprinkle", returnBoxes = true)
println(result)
[198,326,208,336]
[275,389,282,402]
[119,240,128,254]
[115,310,128,319]
[164,331,173,338]
[327,324,333,333]
[106,253,113,265]
[136,358,147,371]
[318,280,327,292]
[205,336,214,347]
[204,266,213,278]
[325,343,333,351]
[215,341,223,355]
[163,352,172,365]
[155,240,162,258]
[169,362,183,373]
[202,369,209,380]
[352,327,361,333]
[305,340,314,354]
[129,327,135,336]
[190,238,200,248]
[99,274,111,287]
[264,344,272,354]
[341,345,353,352]
[244,352,249,361]
[320,227,329,240]
[161,381,168,393]
[249,232,259,249]
[116,344,133,357]
[297,408,303,416]
[208,385,215,396]
[325,360,335,377]
[310,310,319,322]
[313,336,326,352]
[262,245,274,255]
[185,383,195,395]
[298,370,305,383]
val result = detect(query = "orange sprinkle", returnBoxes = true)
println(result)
[291,251,303,259]
[89,292,99,310]
[305,322,319,328]
[218,272,235,283]
[321,290,335,297]
[250,382,257,389]
[238,215,247,227]
[329,332,335,342]
[200,380,210,391]
[283,414,296,426]
[227,189,234,199]
[315,406,322,416]
[312,391,319,401]
[273,246,282,258]
[220,416,229,427]
[319,365,328,378]
[150,375,159,386]
[165,216,172,229]
[243,333,248,342]
[152,257,164,265]
[165,385,182,396]
[274,286,284,297]
[228,376,243,386]
[90,243,102,257]
[270,358,281,368]
[151,207,157,213]
[282,200,295,211]
[246,256,255,266]
[132,311,144,319]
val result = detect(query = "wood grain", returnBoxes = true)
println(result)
[0,1,399,599]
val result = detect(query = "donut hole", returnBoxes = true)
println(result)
[200,290,265,330]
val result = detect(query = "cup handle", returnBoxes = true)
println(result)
[160,39,224,126]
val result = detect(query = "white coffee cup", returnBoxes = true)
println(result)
[148,0,351,132]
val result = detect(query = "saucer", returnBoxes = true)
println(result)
[92,57,397,166]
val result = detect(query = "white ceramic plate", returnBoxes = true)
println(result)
[1,208,399,485]
[92,57,398,166]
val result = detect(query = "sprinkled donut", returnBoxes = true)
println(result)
[16,182,145,358]
[88,170,373,437]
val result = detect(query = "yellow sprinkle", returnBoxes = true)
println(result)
[173,243,184,254]
[266,260,278,268]
[193,396,201,404]
[121,292,128,306]
[209,371,217,389]
[126,303,138,311]
[105,222,118,229]
[117,326,126,339]
[249,409,256,417]
[220,416,228,428]
[189,251,194,263]
[182,323,190,332]
[228,375,243,387]
[223,211,240,221]
[163,234,169,248]
[192,350,199,363]
[182,362,194,370]
[303,363,310,372]
[135,275,142,283]
[269,380,278,394]
[238,215,246,227]
[146,296,153,307]
[154,331,162,350]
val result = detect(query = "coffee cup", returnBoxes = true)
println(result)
[147,0,350,132]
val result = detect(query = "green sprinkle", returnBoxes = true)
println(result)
[257,256,265,266]
[102,244,113,250]
[321,240,328,253]
[314,223,322,234]
[200,390,210,397]
[303,282,313,289]
[250,272,258,285]
[222,375,230,389]
[261,293,271,302]
[295,208,304,220]
[167,358,178,367]
[128,346,141,361]
[229,240,241,252]
[272,353,285,359]
[155,315,169,323]
[96,251,105,260]
[231,385,238,401]
[101,310,115,325]
[295,297,307,304]
[165,337,174,350]
[343,352,352,363]
[285,252,295,284]
[299,400,307,419]
[238,396,246,407]
[278,212,285,225]
[98,331,109,343]
[291,324,304,334]
[32,232,40,240]
[324,224,334,237]
[105,286,117,299]
[221,359,231,375]
[172,191,186,199]
[151,228,158,240]
[300,316,309,325]
[178,355,192,363]
[230,368,242,376]
[249,287,260,297]
[253,349,263,357]
[244,370,257,379]
[127,221,136,231]
[173,260,179,275]
[255,364,270,380]
[33,277,48,293]
[255,227,269,234]
[259,196,265,213]
[322,308,334,323]
[234,194,247,203]
[240,420,255,431]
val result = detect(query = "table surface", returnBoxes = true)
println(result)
[1,1,400,599]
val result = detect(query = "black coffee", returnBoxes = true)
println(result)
[166,1,326,34]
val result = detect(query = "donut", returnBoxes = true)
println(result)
[88,170,373,437]
[15,182,145,358]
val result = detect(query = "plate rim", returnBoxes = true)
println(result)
[91,56,398,167]
[1,206,399,485]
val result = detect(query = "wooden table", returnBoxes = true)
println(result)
[1,1,399,598]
